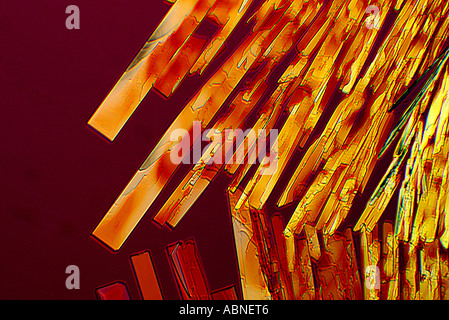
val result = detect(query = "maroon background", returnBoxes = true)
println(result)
[1,0,400,300]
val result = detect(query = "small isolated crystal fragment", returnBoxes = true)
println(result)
[130,251,163,300]
[95,281,131,300]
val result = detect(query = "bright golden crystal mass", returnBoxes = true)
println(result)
[89,0,449,299]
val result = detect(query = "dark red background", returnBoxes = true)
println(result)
[1,0,400,300]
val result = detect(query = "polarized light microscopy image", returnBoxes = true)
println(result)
[2,0,449,302]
